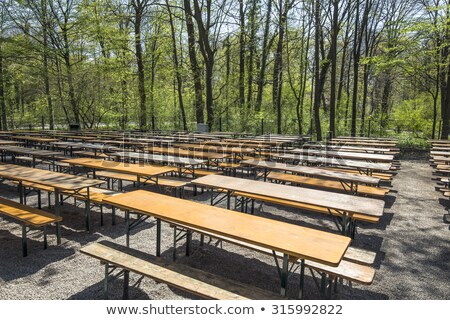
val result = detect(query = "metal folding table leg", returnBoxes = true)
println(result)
[280,254,289,296]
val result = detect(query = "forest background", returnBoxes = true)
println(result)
[0,0,449,148]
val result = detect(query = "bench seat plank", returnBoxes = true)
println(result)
[81,241,283,300]
[0,197,62,226]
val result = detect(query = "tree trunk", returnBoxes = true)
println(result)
[246,0,258,108]
[255,0,272,112]
[193,0,215,130]
[166,0,187,130]
[225,36,231,130]
[337,12,351,114]
[42,0,54,130]
[184,0,204,124]
[133,2,147,130]
[344,54,352,131]
[61,22,80,126]
[313,0,322,141]
[360,63,369,136]
[0,43,7,130]
[351,0,360,137]
[329,0,339,138]
[273,0,289,134]
[238,0,245,109]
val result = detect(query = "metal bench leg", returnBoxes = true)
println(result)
[280,254,289,296]
[125,210,130,247]
[173,227,177,261]
[43,225,48,249]
[156,218,161,257]
[100,205,104,227]
[38,190,42,209]
[84,200,91,232]
[104,263,109,300]
[111,207,116,226]
[186,230,192,256]
[22,225,28,257]
[299,259,305,299]
[122,270,130,299]
[56,222,61,245]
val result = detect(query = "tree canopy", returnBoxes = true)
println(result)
[0,0,449,141]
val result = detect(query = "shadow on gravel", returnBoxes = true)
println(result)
[384,195,396,209]
[69,278,151,300]
[0,229,75,281]
[171,240,389,300]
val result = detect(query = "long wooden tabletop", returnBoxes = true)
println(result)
[9,135,59,143]
[305,144,395,154]
[62,158,176,177]
[223,139,287,146]
[336,136,398,142]
[272,153,392,172]
[287,149,394,162]
[173,143,256,155]
[0,140,24,146]
[0,163,103,190]
[0,145,64,158]
[110,151,207,166]
[430,150,450,156]
[241,159,380,185]
[328,140,398,148]
[145,146,229,160]
[192,175,385,217]
[103,190,351,266]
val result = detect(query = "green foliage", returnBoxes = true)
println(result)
[391,96,434,138]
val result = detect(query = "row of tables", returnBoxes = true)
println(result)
[0,132,399,298]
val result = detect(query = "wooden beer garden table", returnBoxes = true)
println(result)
[0,139,25,146]
[145,146,230,166]
[328,140,398,149]
[287,149,394,163]
[0,163,104,232]
[62,158,176,187]
[192,175,385,236]
[173,143,257,160]
[109,151,207,177]
[0,145,65,168]
[103,189,351,296]
[241,159,380,193]
[304,144,395,154]
[272,153,392,175]
[9,135,59,147]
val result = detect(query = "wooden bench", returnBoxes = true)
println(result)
[170,224,375,298]
[193,169,222,177]
[94,171,191,197]
[218,162,241,176]
[14,156,42,166]
[267,172,389,198]
[80,240,284,300]
[0,196,62,256]
[12,181,119,228]
[321,167,393,181]
[61,187,121,227]
[73,151,108,159]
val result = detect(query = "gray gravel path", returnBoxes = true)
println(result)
[0,160,448,300]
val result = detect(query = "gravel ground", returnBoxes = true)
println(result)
[0,160,449,300]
